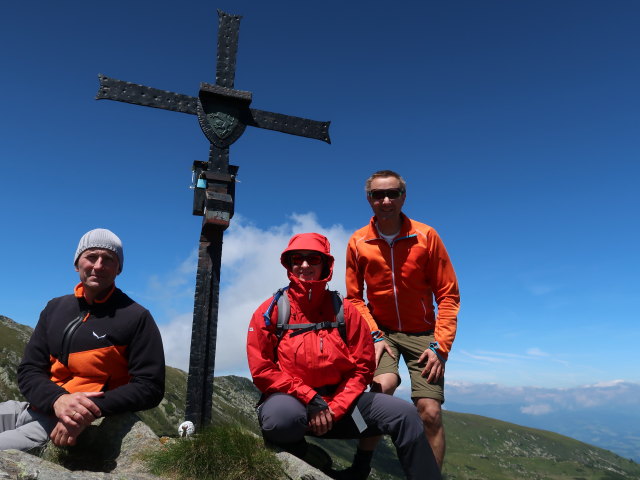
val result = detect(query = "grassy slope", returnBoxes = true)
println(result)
[137,365,188,436]
[0,316,33,400]
[443,411,640,479]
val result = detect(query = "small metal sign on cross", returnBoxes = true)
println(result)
[96,10,330,429]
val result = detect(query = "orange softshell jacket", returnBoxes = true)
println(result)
[346,214,460,360]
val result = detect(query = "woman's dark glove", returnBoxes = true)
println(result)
[306,394,329,415]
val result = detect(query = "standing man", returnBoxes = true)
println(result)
[0,228,165,451]
[344,170,460,477]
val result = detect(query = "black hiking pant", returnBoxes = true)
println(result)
[258,391,441,480]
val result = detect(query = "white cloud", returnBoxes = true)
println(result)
[458,350,513,363]
[452,347,571,385]
[151,212,352,374]
[158,313,193,372]
[520,403,554,415]
[447,381,640,412]
[458,349,553,364]
[590,379,626,388]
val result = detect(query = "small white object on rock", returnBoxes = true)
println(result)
[178,421,195,437]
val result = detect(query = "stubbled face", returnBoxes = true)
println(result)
[289,250,324,282]
[75,248,120,295]
[367,176,406,222]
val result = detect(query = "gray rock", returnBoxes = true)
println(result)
[0,449,108,479]
[276,451,335,480]
[13,412,164,479]
[0,442,335,480]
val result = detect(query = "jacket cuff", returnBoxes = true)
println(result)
[327,400,346,421]
[371,330,384,343]
[298,385,319,405]
[429,342,447,363]
[47,389,70,416]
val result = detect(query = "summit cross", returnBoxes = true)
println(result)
[96,9,331,429]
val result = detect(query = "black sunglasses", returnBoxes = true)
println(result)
[368,188,405,200]
[290,253,324,266]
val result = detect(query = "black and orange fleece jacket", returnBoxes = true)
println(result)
[18,284,165,417]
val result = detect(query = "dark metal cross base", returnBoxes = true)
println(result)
[96,10,330,429]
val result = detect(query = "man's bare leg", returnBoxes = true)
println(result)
[415,397,445,469]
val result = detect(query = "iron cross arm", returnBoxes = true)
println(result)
[96,74,331,144]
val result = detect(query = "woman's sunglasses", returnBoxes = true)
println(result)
[290,253,323,266]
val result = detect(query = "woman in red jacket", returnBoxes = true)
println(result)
[246,233,440,480]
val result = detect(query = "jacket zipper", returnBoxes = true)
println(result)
[60,310,88,366]
[389,241,402,330]
[420,298,429,325]
[389,234,418,331]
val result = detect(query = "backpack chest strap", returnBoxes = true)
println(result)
[284,321,341,337]
[263,286,346,343]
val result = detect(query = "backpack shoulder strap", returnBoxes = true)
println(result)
[262,286,289,330]
[330,290,347,343]
[275,288,291,339]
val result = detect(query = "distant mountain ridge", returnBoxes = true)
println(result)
[2,314,639,479]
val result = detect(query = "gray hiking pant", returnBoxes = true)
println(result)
[0,401,56,451]
[258,391,441,480]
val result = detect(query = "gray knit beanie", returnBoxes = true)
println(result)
[74,228,124,273]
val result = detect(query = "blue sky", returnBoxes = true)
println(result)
[2,0,639,390]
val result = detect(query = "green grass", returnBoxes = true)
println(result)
[145,424,285,480]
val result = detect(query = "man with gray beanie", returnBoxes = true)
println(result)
[0,228,165,451]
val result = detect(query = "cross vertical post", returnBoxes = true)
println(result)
[184,11,241,429]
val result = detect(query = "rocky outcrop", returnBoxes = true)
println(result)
[0,450,333,480]
[0,449,161,480]
[0,407,334,480]
[42,413,161,474]
[0,413,162,480]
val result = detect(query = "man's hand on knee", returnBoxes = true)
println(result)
[418,348,444,383]
[374,339,395,367]
[53,392,104,428]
